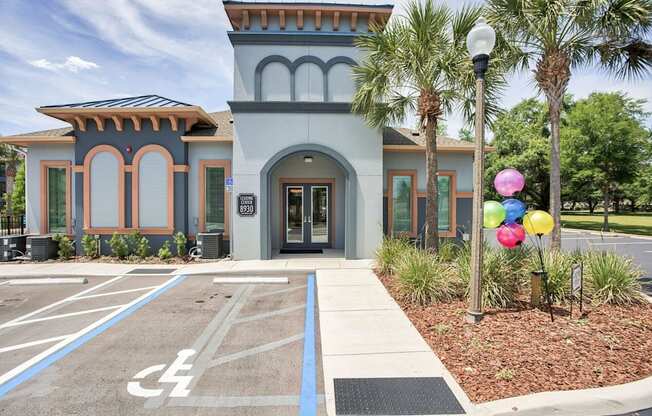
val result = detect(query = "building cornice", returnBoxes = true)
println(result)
[228,101,352,113]
[228,32,359,46]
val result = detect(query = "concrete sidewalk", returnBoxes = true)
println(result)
[0,257,375,278]
[316,268,473,415]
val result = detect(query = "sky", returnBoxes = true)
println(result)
[1,0,651,137]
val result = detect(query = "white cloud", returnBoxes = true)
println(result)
[28,56,100,73]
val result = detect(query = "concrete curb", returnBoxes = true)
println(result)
[471,375,652,416]
[561,227,652,241]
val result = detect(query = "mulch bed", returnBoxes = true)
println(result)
[377,271,652,403]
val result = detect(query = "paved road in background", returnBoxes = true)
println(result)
[486,229,652,296]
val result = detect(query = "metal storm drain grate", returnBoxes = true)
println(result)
[127,268,177,275]
[334,377,465,415]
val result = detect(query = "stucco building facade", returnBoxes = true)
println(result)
[1,0,481,260]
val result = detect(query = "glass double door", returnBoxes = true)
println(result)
[284,183,331,248]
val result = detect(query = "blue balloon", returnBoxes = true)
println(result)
[502,199,527,224]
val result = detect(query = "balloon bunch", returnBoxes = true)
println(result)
[484,168,554,248]
[484,168,557,321]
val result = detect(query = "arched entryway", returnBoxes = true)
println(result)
[260,144,357,259]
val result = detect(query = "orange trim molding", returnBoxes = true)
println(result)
[457,191,473,198]
[180,136,233,143]
[198,160,231,238]
[437,171,457,238]
[383,144,495,153]
[387,170,418,238]
[40,160,72,235]
[173,165,190,173]
[0,136,76,147]
[83,145,125,231]
[131,144,175,231]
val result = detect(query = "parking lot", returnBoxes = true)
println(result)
[0,271,324,415]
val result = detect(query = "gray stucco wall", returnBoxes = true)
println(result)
[72,118,189,252]
[25,144,75,235]
[187,142,233,237]
[231,112,383,259]
[382,151,474,193]
[270,152,345,249]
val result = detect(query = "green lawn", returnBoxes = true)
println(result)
[561,212,652,236]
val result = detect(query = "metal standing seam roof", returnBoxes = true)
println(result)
[39,95,194,109]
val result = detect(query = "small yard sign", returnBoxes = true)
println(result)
[569,263,583,316]
[225,176,233,192]
[237,193,256,217]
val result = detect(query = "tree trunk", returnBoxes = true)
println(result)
[548,99,562,250]
[588,199,596,214]
[602,186,610,232]
[424,115,439,252]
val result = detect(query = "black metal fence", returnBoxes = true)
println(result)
[0,215,25,237]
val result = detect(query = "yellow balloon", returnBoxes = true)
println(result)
[523,210,554,235]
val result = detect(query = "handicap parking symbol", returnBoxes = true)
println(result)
[127,349,196,398]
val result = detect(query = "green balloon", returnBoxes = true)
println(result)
[484,201,506,229]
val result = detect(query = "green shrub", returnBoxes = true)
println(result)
[135,235,150,259]
[395,248,458,305]
[173,232,187,257]
[52,234,74,260]
[126,231,143,256]
[585,251,644,305]
[535,250,575,304]
[81,234,99,258]
[158,240,173,260]
[107,233,129,259]
[437,239,459,262]
[456,243,525,308]
[375,236,413,275]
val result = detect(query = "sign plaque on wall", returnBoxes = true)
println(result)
[237,193,256,217]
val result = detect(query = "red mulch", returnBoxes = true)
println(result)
[377,271,652,403]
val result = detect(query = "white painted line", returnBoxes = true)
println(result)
[8,278,88,285]
[213,277,289,284]
[0,281,10,287]
[0,274,183,386]
[73,286,159,300]
[0,335,72,354]
[2,305,125,328]
[0,274,127,329]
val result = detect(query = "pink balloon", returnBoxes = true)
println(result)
[494,168,525,197]
[496,223,526,249]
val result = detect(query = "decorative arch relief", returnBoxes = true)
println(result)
[255,55,357,102]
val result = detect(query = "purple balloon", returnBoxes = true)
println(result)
[494,169,525,197]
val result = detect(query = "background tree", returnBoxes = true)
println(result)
[488,0,652,249]
[0,143,21,215]
[486,98,551,209]
[562,92,649,230]
[458,127,474,142]
[352,0,508,250]
[9,160,25,215]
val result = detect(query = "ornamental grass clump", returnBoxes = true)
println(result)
[456,243,525,308]
[395,248,458,305]
[585,251,644,305]
[535,249,575,304]
[375,236,413,275]
[436,239,460,263]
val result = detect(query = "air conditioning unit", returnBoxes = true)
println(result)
[1,235,27,261]
[197,232,223,259]
[27,235,59,261]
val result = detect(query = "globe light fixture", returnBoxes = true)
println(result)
[465,16,495,324]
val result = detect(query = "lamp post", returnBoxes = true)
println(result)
[465,17,496,324]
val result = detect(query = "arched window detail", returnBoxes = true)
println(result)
[83,145,125,231]
[327,62,356,102]
[294,62,324,102]
[132,144,174,232]
[254,55,357,102]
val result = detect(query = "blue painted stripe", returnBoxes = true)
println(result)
[299,273,317,416]
[0,275,187,399]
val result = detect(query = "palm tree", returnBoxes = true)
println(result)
[487,0,652,250]
[352,0,508,251]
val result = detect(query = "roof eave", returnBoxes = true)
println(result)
[37,106,218,128]
[0,135,77,147]
[383,145,495,153]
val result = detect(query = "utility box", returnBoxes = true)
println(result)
[1,235,28,261]
[197,233,223,259]
[27,235,59,261]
